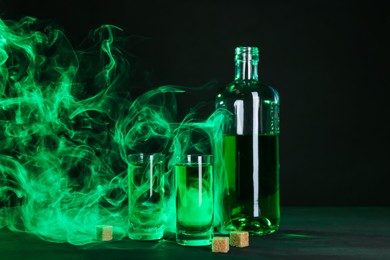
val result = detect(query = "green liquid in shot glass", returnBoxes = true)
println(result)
[176,163,213,246]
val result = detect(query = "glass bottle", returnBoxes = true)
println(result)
[215,46,280,235]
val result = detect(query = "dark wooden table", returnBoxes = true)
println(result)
[1,207,389,259]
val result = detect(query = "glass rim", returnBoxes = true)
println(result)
[176,154,213,164]
[128,153,165,163]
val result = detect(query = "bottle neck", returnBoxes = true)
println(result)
[234,60,259,81]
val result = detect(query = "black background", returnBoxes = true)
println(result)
[1,0,389,206]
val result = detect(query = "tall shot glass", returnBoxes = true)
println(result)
[128,153,165,240]
[175,155,214,246]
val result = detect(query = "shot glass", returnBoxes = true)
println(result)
[176,154,214,246]
[128,153,165,240]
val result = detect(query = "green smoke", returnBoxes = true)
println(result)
[0,16,230,245]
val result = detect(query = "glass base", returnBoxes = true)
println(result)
[228,216,279,235]
[176,228,213,246]
[128,226,164,241]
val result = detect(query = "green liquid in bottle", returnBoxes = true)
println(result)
[223,134,280,235]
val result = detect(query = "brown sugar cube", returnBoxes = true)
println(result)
[230,231,249,248]
[212,236,230,253]
[96,225,113,241]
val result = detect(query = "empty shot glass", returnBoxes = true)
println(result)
[176,154,214,246]
[128,153,165,240]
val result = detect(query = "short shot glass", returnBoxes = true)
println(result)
[175,154,214,246]
[128,153,165,240]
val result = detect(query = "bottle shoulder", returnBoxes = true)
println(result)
[217,81,279,103]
